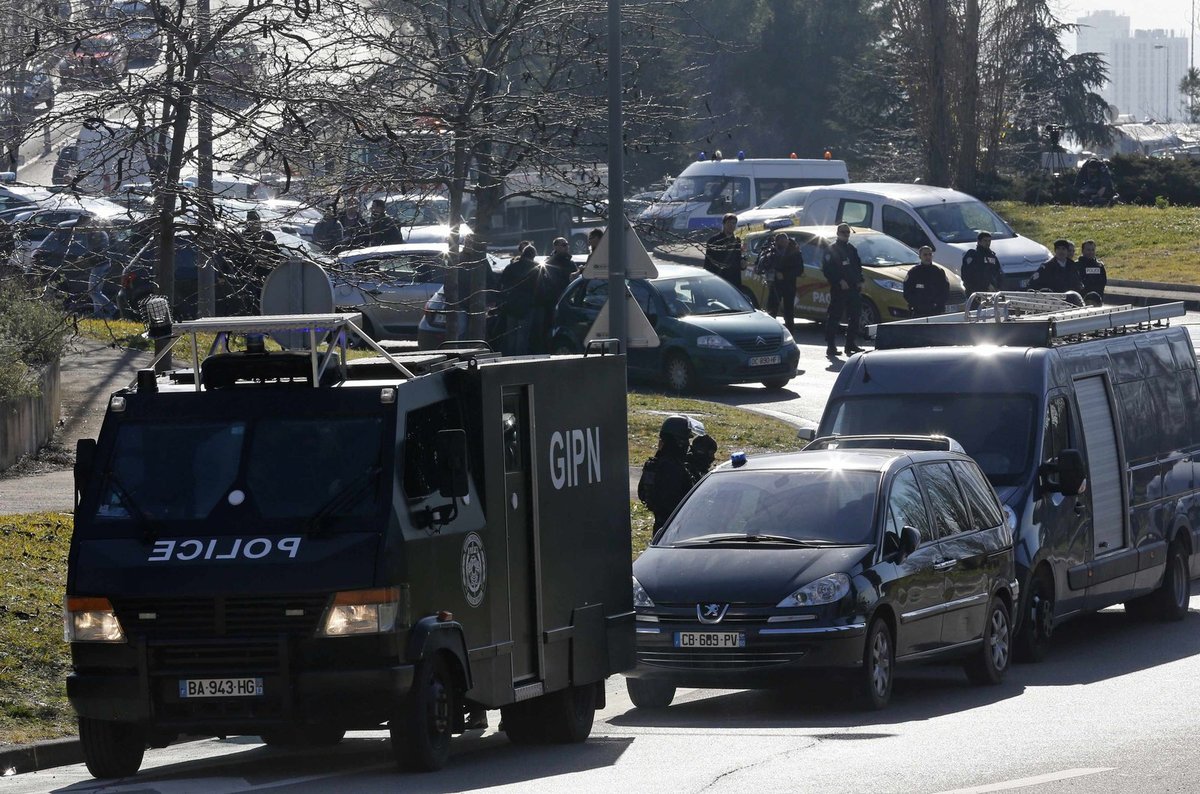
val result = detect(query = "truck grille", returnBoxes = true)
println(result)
[151,640,281,675]
[113,595,329,639]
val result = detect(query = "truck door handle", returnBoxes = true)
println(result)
[933,559,958,571]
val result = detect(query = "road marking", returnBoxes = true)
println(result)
[934,767,1114,793]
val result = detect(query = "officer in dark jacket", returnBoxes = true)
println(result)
[1077,239,1107,300]
[822,223,865,357]
[312,204,344,252]
[637,416,696,531]
[760,233,803,331]
[498,245,540,356]
[533,237,575,353]
[903,246,950,317]
[960,231,1002,300]
[685,434,719,482]
[1028,239,1083,293]
[704,213,743,288]
[360,199,403,247]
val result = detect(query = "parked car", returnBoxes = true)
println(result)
[0,182,53,222]
[331,242,457,340]
[30,215,141,312]
[59,34,129,84]
[10,195,134,272]
[552,262,800,391]
[734,186,820,234]
[118,234,239,319]
[107,0,160,60]
[208,40,259,91]
[626,437,1016,710]
[741,226,966,332]
[16,65,55,113]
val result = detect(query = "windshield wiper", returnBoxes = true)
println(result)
[306,466,382,537]
[673,533,825,547]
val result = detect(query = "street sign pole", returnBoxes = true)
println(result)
[607,0,625,352]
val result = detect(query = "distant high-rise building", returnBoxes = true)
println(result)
[1076,12,1189,122]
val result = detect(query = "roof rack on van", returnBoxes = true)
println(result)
[872,294,1186,350]
[804,434,965,453]
[139,312,417,392]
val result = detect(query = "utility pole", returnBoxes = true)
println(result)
[196,0,216,317]
[606,0,625,353]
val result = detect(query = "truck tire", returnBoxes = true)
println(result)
[502,684,597,744]
[1151,541,1191,622]
[856,617,894,710]
[626,677,675,709]
[963,597,1011,685]
[391,656,455,772]
[79,717,145,779]
[1015,569,1054,663]
[499,699,542,745]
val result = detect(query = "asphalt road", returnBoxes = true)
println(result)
[3,598,1200,793]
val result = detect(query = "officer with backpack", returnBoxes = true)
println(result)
[637,416,697,531]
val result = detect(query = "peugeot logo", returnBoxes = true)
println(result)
[697,603,729,624]
[755,336,766,346]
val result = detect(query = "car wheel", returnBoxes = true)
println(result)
[761,375,791,391]
[1015,569,1054,663]
[858,298,881,339]
[857,617,894,710]
[79,717,145,779]
[663,352,695,393]
[391,655,455,772]
[964,597,1011,685]
[1150,541,1191,622]
[626,677,676,709]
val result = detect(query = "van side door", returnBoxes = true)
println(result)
[1039,392,1090,616]
[881,467,944,657]
[939,460,1010,646]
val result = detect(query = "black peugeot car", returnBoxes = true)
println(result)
[627,438,1016,710]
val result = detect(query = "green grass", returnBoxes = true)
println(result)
[992,201,1200,285]
[0,513,76,746]
[0,395,791,746]
[74,318,378,361]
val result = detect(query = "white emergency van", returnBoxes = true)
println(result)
[639,157,848,236]
[798,183,1050,288]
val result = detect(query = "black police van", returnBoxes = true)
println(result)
[65,313,634,778]
[809,295,1200,660]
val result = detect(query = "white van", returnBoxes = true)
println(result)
[798,183,1050,287]
[639,157,848,236]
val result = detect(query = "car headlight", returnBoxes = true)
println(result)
[633,576,655,608]
[696,334,735,349]
[319,587,401,637]
[780,332,796,346]
[64,596,126,643]
[1003,505,1018,532]
[873,278,906,292]
[776,573,852,608]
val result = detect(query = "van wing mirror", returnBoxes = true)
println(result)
[1054,449,1087,496]
[435,429,470,498]
[797,428,816,443]
[74,438,96,498]
[899,525,922,559]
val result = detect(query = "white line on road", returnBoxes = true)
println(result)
[933,767,1115,793]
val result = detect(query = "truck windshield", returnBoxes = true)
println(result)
[94,417,384,528]
[657,469,880,547]
[821,394,1035,486]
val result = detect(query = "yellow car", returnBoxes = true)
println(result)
[741,225,965,332]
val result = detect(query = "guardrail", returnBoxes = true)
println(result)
[1,359,61,471]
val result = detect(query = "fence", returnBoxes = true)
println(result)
[0,360,62,471]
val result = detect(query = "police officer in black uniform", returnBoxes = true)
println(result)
[704,213,743,289]
[960,231,1002,301]
[822,223,865,358]
[1028,239,1083,294]
[637,416,696,531]
[1077,239,1107,301]
[903,245,950,318]
[685,434,719,482]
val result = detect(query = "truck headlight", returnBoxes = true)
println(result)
[873,278,906,292]
[696,334,735,349]
[776,573,851,608]
[633,576,655,608]
[64,596,126,643]
[319,587,401,637]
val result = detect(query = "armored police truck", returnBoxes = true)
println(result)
[809,294,1200,661]
[65,313,634,778]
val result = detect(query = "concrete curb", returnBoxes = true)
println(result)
[0,737,82,776]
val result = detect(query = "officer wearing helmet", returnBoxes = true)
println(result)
[686,434,719,481]
[637,415,697,530]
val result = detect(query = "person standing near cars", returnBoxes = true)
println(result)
[704,213,743,289]
[1028,239,1083,294]
[533,237,575,353]
[758,233,802,332]
[1077,239,1107,301]
[498,244,539,356]
[960,231,1001,300]
[312,204,343,252]
[361,199,403,247]
[337,198,364,246]
[638,416,697,531]
[822,223,865,358]
[84,228,117,318]
[903,245,949,318]
[685,433,719,482]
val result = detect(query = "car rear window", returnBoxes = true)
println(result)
[657,469,880,547]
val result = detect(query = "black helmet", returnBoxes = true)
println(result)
[691,434,718,455]
[659,415,692,444]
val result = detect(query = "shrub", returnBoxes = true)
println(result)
[0,277,69,401]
